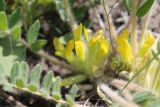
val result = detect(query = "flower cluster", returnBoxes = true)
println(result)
[117,29,155,65]
[53,24,109,77]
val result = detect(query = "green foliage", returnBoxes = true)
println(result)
[123,0,131,11]
[0,63,7,85]
[27,20,40,44]
[9,8,21,28]
[31,39,47,52]
[136,0,155,17]
[0,11,7,32]
[10,62,21,84]
[133,91,154,103]
[16,79,25,88]
[52,77,61,100]
[41,71,53,95]
[0,62,78,106]
[0,37,26,76]
[54,0,67,21]
[11,25,21,41]
[66,85,78,106]
[20,62,29,86]
[0,0,5,11]
[29,64,41,89]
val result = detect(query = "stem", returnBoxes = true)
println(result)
[102,0,118,52]
[102,0,117,41]
[139,14,150,44]
[61,74,88,86]
[120,53,158,94]
[139,1,155,44]
[20,39,74,71]
[63,0,77,30]
[152,62,160,91]
[131,0,138,70]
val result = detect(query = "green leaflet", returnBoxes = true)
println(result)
[29,64,41,88]
[0,0,5,11]
[31,39,47,52]
[66,85,78,106]
[11,25,21,41]
[9,8,21,28]
[123,0,131,11]
[136,0,155,17]
[10,62,21,84]
[41,71,53,95]
[52,77,61,100]
[68,85,78,101]
[0,11,7,32]
[20,62,29,87]
[26,20,40,44]
[133,91,153,103]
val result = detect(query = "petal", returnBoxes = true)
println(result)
[100,39,109,55]
[53,37,65,52]
[117,37,133,64]
[73,24,82,41]
[75,40,85,61]
[139,32,155,57]
[119,28,129,39]
[83,26,89,41]
[65,40,74,61]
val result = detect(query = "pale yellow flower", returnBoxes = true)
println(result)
[117,28,133,64]
[139,32,155,57]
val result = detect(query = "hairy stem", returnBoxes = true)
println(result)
[139,14,150,44]
[102,0,118,52]
[63,0,77,30]
[102,0,117,41]
[61,74,88,86]
[131,0,138,70]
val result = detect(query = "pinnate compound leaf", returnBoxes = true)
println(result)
[0,37,26,76]
[27,20,40,44]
